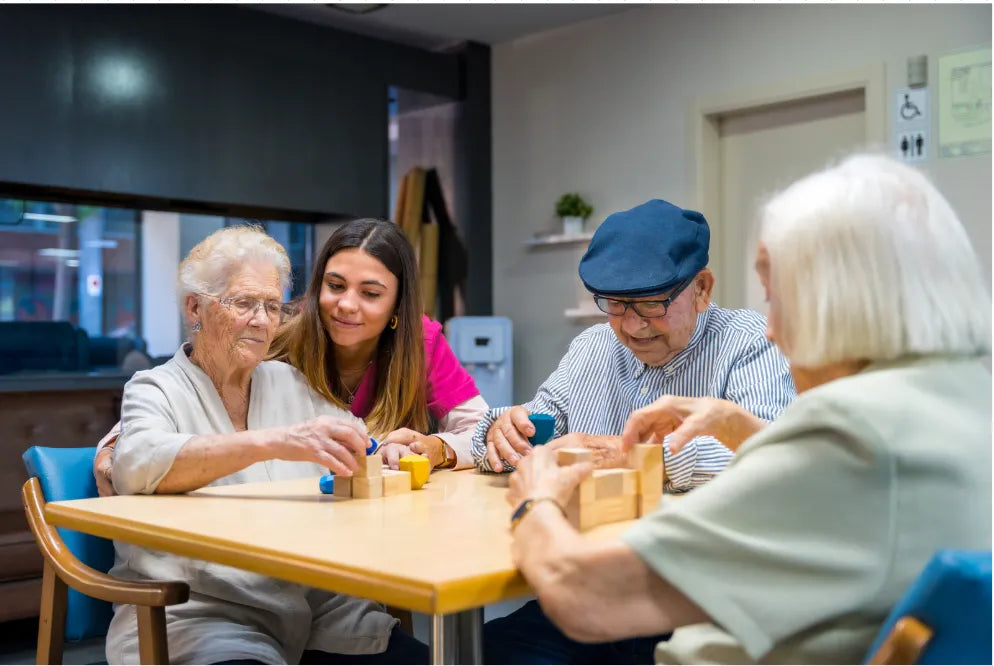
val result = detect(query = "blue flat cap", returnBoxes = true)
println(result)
[579,199,709,297]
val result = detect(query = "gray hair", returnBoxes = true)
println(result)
[177,225,291,303]
[759,153,990,366]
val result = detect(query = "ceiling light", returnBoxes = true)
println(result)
[84,239,119,249]
[24,213,77,223]
[66,259,80,268]
[37,248,80,259]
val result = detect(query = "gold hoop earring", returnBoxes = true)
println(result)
[389,315,398,330]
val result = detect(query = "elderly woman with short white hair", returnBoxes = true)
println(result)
[502,154,991,664]
[107,226,427,664]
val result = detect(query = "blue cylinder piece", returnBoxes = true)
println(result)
[366,437,379,456]
[319,474,335,494]
[528,413,556,445]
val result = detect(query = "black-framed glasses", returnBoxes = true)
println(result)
[592,276,695,319]
[199,293,291,324]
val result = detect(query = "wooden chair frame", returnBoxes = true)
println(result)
[21,477,190,665]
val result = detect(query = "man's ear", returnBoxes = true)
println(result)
[694,269,715,313]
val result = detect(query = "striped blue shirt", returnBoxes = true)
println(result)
[472,304,796,491]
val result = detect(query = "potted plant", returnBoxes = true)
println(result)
[555,193,593,236]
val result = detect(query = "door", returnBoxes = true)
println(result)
[716,89,866,313]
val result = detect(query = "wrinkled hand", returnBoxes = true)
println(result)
[94,446,116,497]
[382,427,445,468]
[485,405,535,473]
[547,433,627,469]
[621,396,763,454]
[378,442,416,470]
[507,445,594,509]
[277,415,369,476]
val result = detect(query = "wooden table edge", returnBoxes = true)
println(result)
[45,502,532,615]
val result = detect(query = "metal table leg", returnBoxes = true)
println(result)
[430,608,484,665]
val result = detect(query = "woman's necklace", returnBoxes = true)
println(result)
[340,360,373,405]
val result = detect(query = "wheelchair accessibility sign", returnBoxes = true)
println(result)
[896,88,928,127]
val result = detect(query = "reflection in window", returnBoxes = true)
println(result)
[0,199,314,374]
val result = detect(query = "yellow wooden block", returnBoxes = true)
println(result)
[333,476,352,499]
[353,476,383,499]
[398,455,430,489]
[355,454,383,479]
[382,469,412,496]
[556,448,593,466]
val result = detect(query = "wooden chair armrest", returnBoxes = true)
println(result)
[22,478,190,607]
[868,616,933,665]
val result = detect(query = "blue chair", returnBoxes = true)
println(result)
[866,550,992,665]
[21,446,189,664]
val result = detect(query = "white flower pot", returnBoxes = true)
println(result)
[562,216,584,235]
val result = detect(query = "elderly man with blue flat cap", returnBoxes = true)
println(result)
[475,198,795,665]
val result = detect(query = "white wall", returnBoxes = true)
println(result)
[493,3,992,400]
[141,211,181,357]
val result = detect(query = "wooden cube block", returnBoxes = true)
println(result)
[355,454,383,479]
[628,444,663,516]
[398,455,430,489]
[352,476,383,499]
[382,469,412,496]
[556,447,593,466]
[593,469,638,500]
[592,494,638,526]
[333,475,352,499]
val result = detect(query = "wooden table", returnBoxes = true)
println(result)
[44,469,634,664]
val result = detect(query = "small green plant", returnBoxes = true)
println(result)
[555,193,593,219]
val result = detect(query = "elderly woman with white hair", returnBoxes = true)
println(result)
[106,226,427,664]
[502,154,991,664]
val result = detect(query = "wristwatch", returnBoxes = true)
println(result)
[432,437,457,469]
[509,497,565,532]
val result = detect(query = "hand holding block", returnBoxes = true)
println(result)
[398,455,430,489]
[382,469,412,496]
[528,413,556,445]
[556,448,593,466]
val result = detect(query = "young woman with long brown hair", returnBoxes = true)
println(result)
[94,219,486,496]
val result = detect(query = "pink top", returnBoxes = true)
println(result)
[350,316,480,422]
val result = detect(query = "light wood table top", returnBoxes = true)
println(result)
[45,470,635,615]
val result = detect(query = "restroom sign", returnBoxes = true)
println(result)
[898,130,927,162]
[896,88,929,127]
[86,274,102,297]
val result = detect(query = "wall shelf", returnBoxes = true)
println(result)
[523,231,594,248]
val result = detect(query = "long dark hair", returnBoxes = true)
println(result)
[269,219,428,435]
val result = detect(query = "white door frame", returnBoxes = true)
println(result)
[686,63,886,305]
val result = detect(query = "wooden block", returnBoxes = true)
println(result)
[355,454,383,479]
[398,455,430,489]
[593,494,638,526]
[593,469,638,500]
[382,469,412,496]
[638,495,661,517]
[352,476,383,499]
[333,475,352,499]
[628,444,663,514]
[556,448,593,466]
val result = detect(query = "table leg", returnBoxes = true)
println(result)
[430,608,484,665]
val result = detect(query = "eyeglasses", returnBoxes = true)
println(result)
[199,293,290,324]
[592,277,695,319]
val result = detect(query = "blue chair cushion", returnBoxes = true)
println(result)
[866,549,992,664]
[22,446,114,642]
